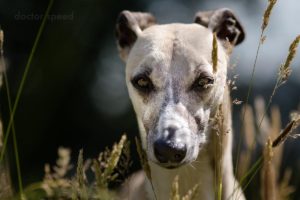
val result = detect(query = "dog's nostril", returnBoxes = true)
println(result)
[154,139,187,164]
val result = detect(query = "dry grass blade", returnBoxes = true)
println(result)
[103,134,127,179]
[41,148,72,198]
[96,134,127,188]
[169,176,198,200]
[212,105,224,200]
[261,138,276,200]
[272,121,294,148]
[269,106,282,174]
[182,184,199,200]
[39,136,128,200]
[170,175,180,200]
[93,159,102,188]
[272,113,300,147]
[243,105,255,149]
[212,33,218,73]
[255,97,270,143]
[75,149,88,200]
[261,0,277,32]
[238,105,255,179]
[76,149,85,188]
[54,147,71,178]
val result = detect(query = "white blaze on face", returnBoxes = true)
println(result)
[125,23,229,165]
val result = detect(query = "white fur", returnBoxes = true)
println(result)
[120,23,245,200]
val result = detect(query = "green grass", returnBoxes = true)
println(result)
[0,1,54,199]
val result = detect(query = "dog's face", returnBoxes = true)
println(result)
[116,9,244,169]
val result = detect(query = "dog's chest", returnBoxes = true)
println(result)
[145,152,215,200]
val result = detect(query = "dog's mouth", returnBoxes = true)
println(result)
[153,160,186,169]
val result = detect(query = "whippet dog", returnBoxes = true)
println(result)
[115,8,246,200]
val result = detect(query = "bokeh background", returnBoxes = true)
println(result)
[0,0,299,199]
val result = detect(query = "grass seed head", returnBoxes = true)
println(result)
[170,175,180,200]
[182,184,199,200]
[76,149,85,187]
[212,33,218,73]
[278,35,300,86]
[272,113,300,147]
[261,0,277,31]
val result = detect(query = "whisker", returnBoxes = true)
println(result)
[188,163,197,171]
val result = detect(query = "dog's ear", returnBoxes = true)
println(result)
[115,10,156,61]
[194,8,245,46]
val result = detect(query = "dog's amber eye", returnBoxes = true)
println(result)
[192,76,214,91]
[137,78,149,87]
[132,75,154,93]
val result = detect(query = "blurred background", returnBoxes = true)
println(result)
[0,0,299,199]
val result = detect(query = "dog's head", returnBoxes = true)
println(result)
[115,9,245,169]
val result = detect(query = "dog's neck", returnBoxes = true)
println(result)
[143,86,233,200]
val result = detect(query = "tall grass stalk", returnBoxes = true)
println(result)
[211,32,223,200]
[236,112,300,199]
[76,149,88,200]
[261,138,276,200]
[229,156,263,200]
[170,176,180,200]
[170,176,199,200]
[212,33,218,73]
[0,28,24,199]
[0,27,13,199]
[269,106,282,173]
[237,105,255,180]
[0,0,54,162]
[234,2,278,193]
[212,105,224,200]
[257,35,300,130]
[3,70,24,199]
[238,36,300,196]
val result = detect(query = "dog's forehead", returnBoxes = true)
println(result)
[142,23,213,49]
[126,23,217,71]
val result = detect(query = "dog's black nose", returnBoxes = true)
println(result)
[154,139,187,164]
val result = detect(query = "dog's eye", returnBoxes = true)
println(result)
[132,75,154,93]
[192,76,214,91]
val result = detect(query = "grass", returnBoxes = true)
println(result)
[0,1,54,198]
[234,0,278,193]
[0,0,300,199]
[17,134,129,200]
[0,26,13,200]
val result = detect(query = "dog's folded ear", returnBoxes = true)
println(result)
[194,8,245,46]
[115,10,156,61]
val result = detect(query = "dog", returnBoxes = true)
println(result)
[115,8,246,200]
